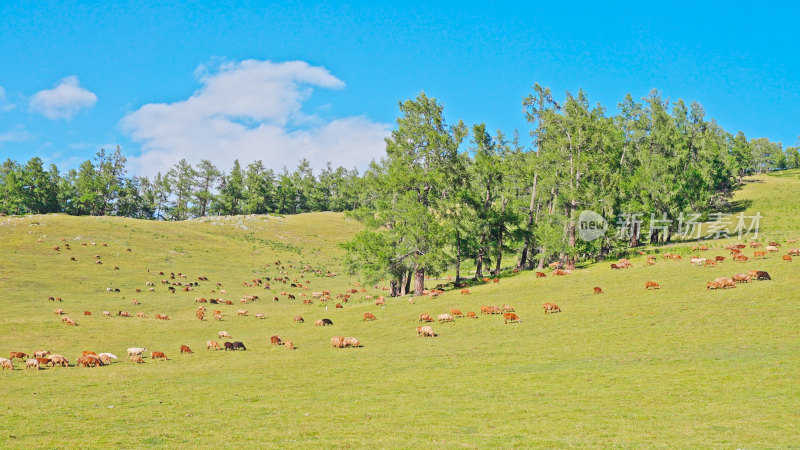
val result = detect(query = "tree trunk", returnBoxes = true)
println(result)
[455,230,462,284]
[413,266,424,297]
[403,270,412,295]
[390,279,399,297]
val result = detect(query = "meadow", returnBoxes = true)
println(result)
[0,171,798,448]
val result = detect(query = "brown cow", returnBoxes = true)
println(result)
[553,269,567,276]
[715,256,726,262]
[206,340,221,350]
[293,316,304,323]
[151,351,167,360]
[645,281,660,290]
[130,355,144,363]
[155,314,170,320]
[503,312,521,324]
[84,310,92,316]
[418,313,433,323]
[466,311,477,319]
[542,303,561,314]
[180,345,192,354]
[335,303,343,309]
[331,336,345,348]
[732,273,751,283]
[460,289,471,295]
[593,287,603,294]
[9,352,29,360]
[271,335,282,345]
[535,272,546,278]
[755,271,771,280]
[363,312,377,321]
[788,248,800,256]
[783,255,793,262]
[754,251,766,259]
[0,359,13,370]
[450,309,464,318]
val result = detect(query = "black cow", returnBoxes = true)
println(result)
[322,318,333,326]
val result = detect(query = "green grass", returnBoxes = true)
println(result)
[1,172,799,448]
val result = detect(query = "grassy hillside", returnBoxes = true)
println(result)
[0,172,798,448]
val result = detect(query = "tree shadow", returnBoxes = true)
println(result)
[717,199,753,215]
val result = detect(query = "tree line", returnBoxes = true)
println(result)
[342,88,800,297]
[0,148,363,218]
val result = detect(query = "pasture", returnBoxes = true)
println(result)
[0,171,799,448]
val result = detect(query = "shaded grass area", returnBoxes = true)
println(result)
[0,173,799,448]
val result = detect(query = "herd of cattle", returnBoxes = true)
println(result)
[3,235,795,371]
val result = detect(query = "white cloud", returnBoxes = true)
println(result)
[0,86,15,112]
[30,76,97,119]
[0,126,33,144]
[121,60,390,176]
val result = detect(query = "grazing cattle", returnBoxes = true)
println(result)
[49,355,68,367]
[363,312,377,321]
[62,317,77,326]
[535,272,546,278]
[219,331,232,339]
[36,357,51,365]
[492,278,500,283]
[501,305,514,312]
[610,264,621,270]
[645,281,660,290]
[704,260,717,267]
[466,311,477,319]
[237,310,248,316]
[10,352,29,360]
[84,311,92,316]
[450,309,464,318]
[0,358,13,370]
[755,271,771,280]
[285,340,294,350]
[26,359,40,370]
[255,313,266,319]
[732,273,751,283]
[98,355,112,365]
[343,337,360,347]
[438,313,453,323]
[271,335,282,345]
[102,310,112,317]
[331,336,345,348]
[214,314,223,321]
[503,313,521,324]
[54,308,65,315]
[460,289,471,295]
[593,286,603,294]
[750,242,762,248]
[335,303,343,309]
[418,314,433,323]
[196,310,205,320]
[130,299,140,305]
[754,251,767,259]
[33,350,50,358]
[542,303,561,314]
[288,294,296,300]
[713,277,736,289]
[118,311,131,317]
[151,351,167,360]
[127,347,147,357]
[155,314,170,320]
[180,345,192,354]
[99,353,117,361]
[315,319,324,326]
[293,316,304,323]
[206,340,221,350]
[783,255,793,262]
[136,312,146,318]
[690,257,706,266]
[553,269,567,276]
[787,248,800,256]
[417,326,436,337]
[375,298,385,306]
[646,259,656,266]
[82,351,97,357]
[231,341,247,351]
[130,355,144,363]
[715,256,725,262]
[766,245,779,253]
[303,299,313,305]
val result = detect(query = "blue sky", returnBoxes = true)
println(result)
[1,1,798,175]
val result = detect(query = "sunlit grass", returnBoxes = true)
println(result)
[0,172,798,447]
